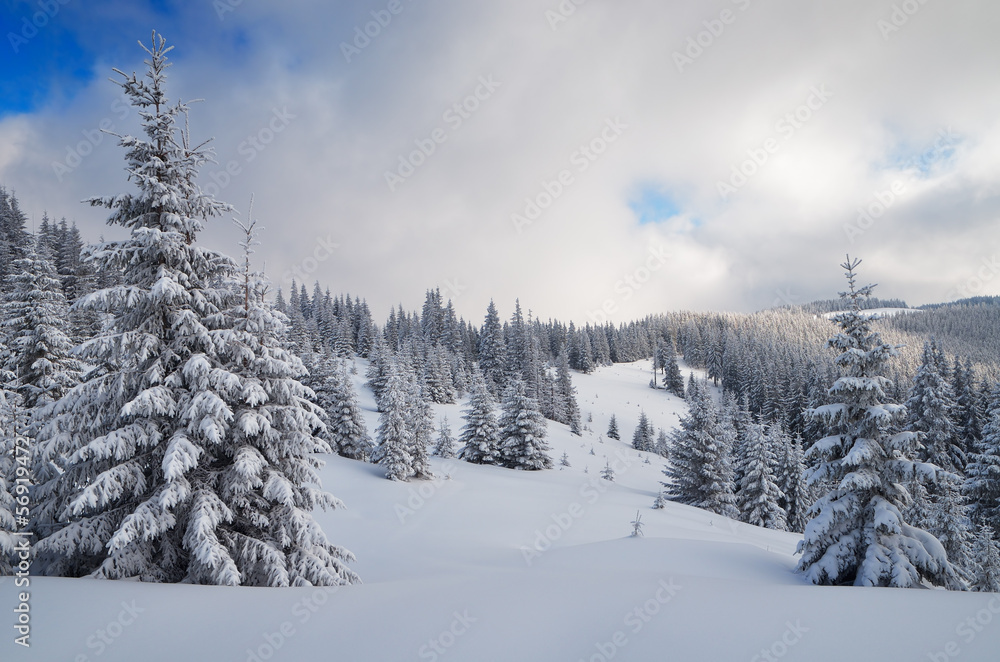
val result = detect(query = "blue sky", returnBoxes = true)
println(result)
[1,0,998,322]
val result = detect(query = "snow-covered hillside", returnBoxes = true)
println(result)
[3,360,998,661]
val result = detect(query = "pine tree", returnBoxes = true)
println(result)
[458,369,501,465]
[966,382,1000,531]
[737,422,787,530]
[664,339,685,397]
[325,360,373,462]
[499,378,552,471]
[405,372,434,480]
[30,38,359,586]
[607,414,620,440]
[952,357,983,457]
[433,416,456,459]
[970,524,1000,592]
[906,339,965,474]
[556,350,582,435]
[632,412,655,452]
[365,331,392,409]
[778,432,811,533]
[1,238,82,410]
[372,364,413,481]
[663,383,739,519]
[927,485,975,580]
[478,300,506,396]
[797,257,964,589]
[655,428,670,457]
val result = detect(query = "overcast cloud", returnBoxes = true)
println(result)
[1,0,998,324]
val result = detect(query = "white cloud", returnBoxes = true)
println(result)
[2,0,999,323]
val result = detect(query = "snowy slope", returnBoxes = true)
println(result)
[3,360,999,662]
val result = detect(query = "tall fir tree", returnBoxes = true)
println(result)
[325,360,373,462]
[966,382,1000,531]
[607,414,620,440]
[555,350,582,435]
[30,38,358,586]
[737,422,787,530]
[405,372,434,480]
[371,362,413,481]
[498,378,552,471]
[777,431,811,533]
[433,416,456,459]
[632,412,655,452]
[478,300,506,396]
[458,368,501,465]
[1,238,82,411]
[906,339,965,474]
[797,257,964,589]
[663,383,739,519]
[970,524,1000,592]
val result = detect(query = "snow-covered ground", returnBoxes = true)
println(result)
[4,360,999,661]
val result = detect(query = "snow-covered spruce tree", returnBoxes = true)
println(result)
[632,412,655,452]
[952,357,983,456]
[405,372,434,480]
[478,300,506,396]
[458,368,501,465]
[371,361,413,481]
[1,238,82,411]
[906,339,965,474]
[325,359,373,462]
[601,462,615,482]
[607,414,620,440]
[778,432,812,533]
[556,350,582,436]
[966,382,1000,531]
[971,524,1000,592]
[364,331,391,409]
[736,422,787,530]
[926,484,975,580]
[797,257,964,589]
[433,416,456,459]
[32,39,359,586]
[499,378,552,471]
[663,383,739,519]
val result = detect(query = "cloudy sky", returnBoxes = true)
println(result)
[1,0,998,324]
